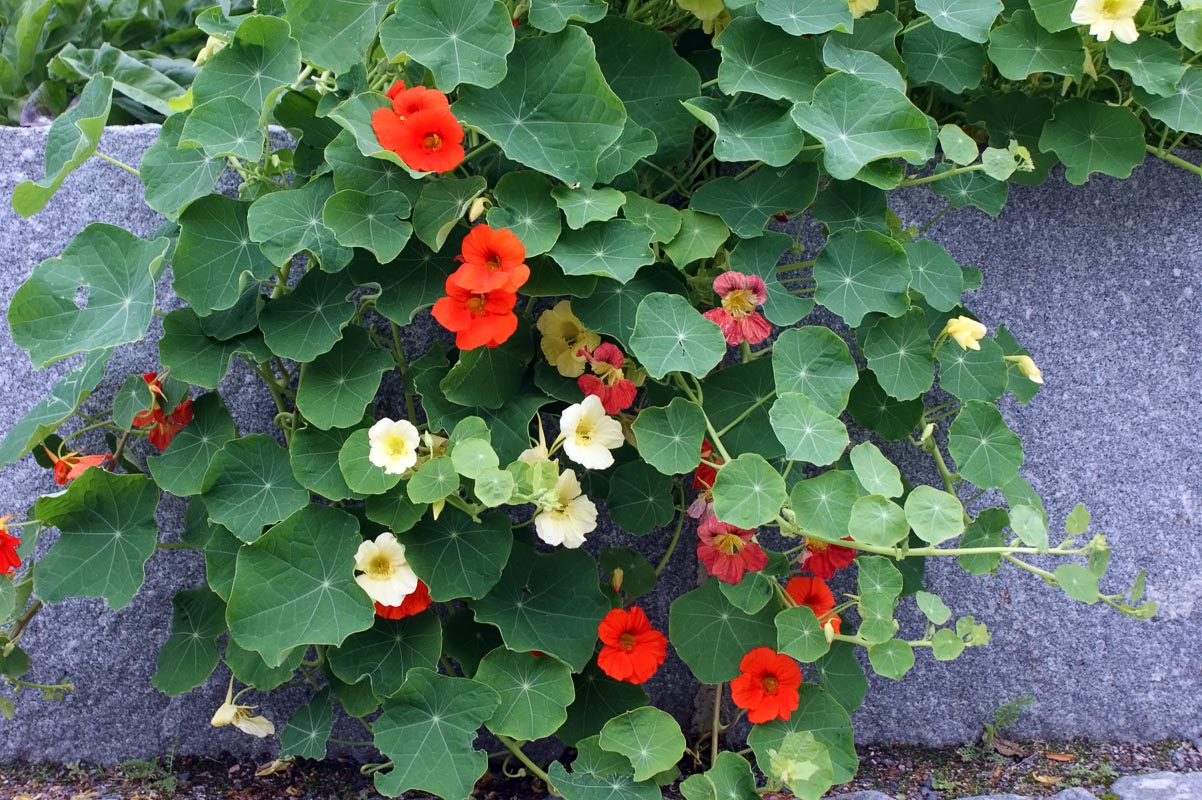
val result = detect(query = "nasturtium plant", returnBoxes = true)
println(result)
[2,0,1176,796]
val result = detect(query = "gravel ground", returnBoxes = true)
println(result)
[1,739,1199,800]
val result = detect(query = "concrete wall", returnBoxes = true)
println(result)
[0,125,1198,762]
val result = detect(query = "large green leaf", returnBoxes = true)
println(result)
[771,327,858,415]
[862,309,935,401]
[259,268,357,361]
[191,15,301,112]
[712,453,786,529]
[575,268,684,348]
[530,0,609,32]
[849,494,909,546]
[201,434,311,543]
[33,470,160,611]
[790,470,859,540]
[905,239,963,311]
[632,397,707,476]
[669,579,777,684]
[915,0,1001,43]
[139,112,225,220]
[903,25,986,92]
[372,670,501,800]
[402,508,512,600]
[684,96,807,166]
[790,72,935,180]
[987,11,1082,81]
[380,0,514,91]
[327,613,443,697]
[947,401,1024,488]
[553,186,627,230]
[284,0,390,73]
[691,163,818,239]
[1136,67,1202,135]
[247,177,352,271]
[1107,38,1188,97]
[680,751,759,800]
[729,232,813,327]
[290,423,363,501]
[12,75,113,218]
[813,229,912,326]
[756,0,853,35]
[474,543,610,671]
[550,219,655,283]
[630,292,728,380]
[48,43,183,118]
[173,195,276,316]
[9,223,169,368]
[661,210,730,267]
[747,684,858,783]
[936,338,1009,402]
[561,662,650,745]
[280,687,336,759]
[600,707,686,781]
[770,393,849,466]
[476,647,576,740]
[412,176,488,251]
[904,485,965,545]
[147,393,238,498]
[227,505,375,666]
[151,588,226,696]
[322,190,413,263]
[589,16,701,165]
[440,320,534,409]
[776,605,830,664]
[607,461,676,535]
[715,15,825,103]
[296,327,393,430]
[351,239,457,326]
[812,179,888,234]
[0,348,110,468]
[486,171,563,256]
[326,129,423,197]
[821,39,906,93]
[158,308,268,389]
[454,26,627,186]
[179,96,263,162]
[700,360,781,459]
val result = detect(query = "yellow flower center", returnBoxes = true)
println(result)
[722,288,757,317]
[761,676,779,694]
[423,132,443,151]
[714,532,746,556]
[805,537,829,553]
[467,295,488,315]
[574,421,594,446]
[381,433,412,460]
[366,554,395,579]
[593,360,625,385]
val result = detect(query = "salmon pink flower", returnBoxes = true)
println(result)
[1,516,20,575]
[578,344,638,414]
[432,273,519,350]
[800,537,857,580]
[597,606,668,685]
[702,271,772,346]
[697,517,769,584]
[731,647,803,723]
[454,224,530,292]
[785,576,842,634]
[47,449,109,485]
[372,106,465,173]
[375,580,433,620]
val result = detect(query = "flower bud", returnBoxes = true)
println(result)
[611,567,624,594]
[194,36,226,68]
[942,315,987,351]
[920,423,935,443]
[1004,354,1044,384]
[823,619,836,644]
[467,196,490,222]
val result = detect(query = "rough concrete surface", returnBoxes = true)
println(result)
[0,124,1199,763]
[1111,771,1202,799]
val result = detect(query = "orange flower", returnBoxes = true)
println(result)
[785,576,842,634]
[730,647,803,724]
[384,80,450,118]
[1,516,20,575]
[374,580,433,620]
[597,606,668,685]
[47,450,109,485]
[133,372,194,451]
[431,273,519,350]
[578,344,638,414]
[373,106,465,173]
[697,517,768,585]
[454,225,530,292]
[800,537,857,580]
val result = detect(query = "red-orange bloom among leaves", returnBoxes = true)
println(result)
[48,450,109,486]
[373,107,465,173]
[455,224,530,292]
[785,576,842,634]
[431,273,519,350]
[374,580,433,620]
[134,372,194,451]
[730,647,803,724]
[1,517,20,574]
[697,516,769,585]
[578,343,638,414]
[597,606,668,685]
[800,537,857,580]
[384,81,451,118]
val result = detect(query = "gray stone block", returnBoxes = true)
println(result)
[826,791,898,800]
[1111,771,1202,800]
[1049,788,1102,800]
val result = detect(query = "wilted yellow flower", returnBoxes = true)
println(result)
[942,316,987,351]
[194,36,226,68]
[1071,0,1143,43]
[1005,354,1044,384]
[211,678,275,738]
[676,0,732,34]
[536,301,600,378]
[849,0,879,18]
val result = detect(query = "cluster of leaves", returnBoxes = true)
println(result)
[1,0,1170,797]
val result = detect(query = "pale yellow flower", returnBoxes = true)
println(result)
[354,532,418,606]
[1071,0,1143,43]
[211,678,275,738]
[536,301,601,378]
[676,0,732,34]
[849,0,879,19]
[368,418,420,475]
[533,469,598,549]
[942,316,988,351]
[559,395,625,470]
[1005,354,1044,384]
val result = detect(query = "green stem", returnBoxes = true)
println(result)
[655,500,687,576]
[460,140,497,166]
[389,321,420,423]
[898,163,985,188]
[916,202,953,236]
[710,683,723,765]
[1145,144,1202,177]
[93,151,141,177]
[731,161,764,181]
[6,677,74,692]
[496,735,559,797]
[328,738,373,747]
[713,392,775,438]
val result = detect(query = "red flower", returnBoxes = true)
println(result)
[693,438,721,491]
[431,273,519,350]
[1,518,20,575]
[730,647,803,724]
[373,107,465,173]
[134,373,194,451]
[374,580,433,619]
[800,537,857,580]
[702,271,772,346]
[597,606,668,685]
[697,517,769,584]
[785,576,842,634]
[384,81,450,118]
[578,344,638,414]
[47,449,109,485]
[454,224,530,293]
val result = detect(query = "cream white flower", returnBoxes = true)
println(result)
[368,418,420,474]
[211,678,275,738]
[1005,354,1045,384]
[1071,0,1143,43]
[942,316,988,351]
[849,0,879,18]
[534,469,598,549]
[354,532,418,606]
[559,395,625,470]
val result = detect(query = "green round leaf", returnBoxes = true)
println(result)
[863,309,935,402]
[248,177,352,270]
[776,605,831,663]
[180,96,263,161]
[173,195,276,316]
[790,470,859,540]
[915,0,1001,43]
[1038,98,1146,185]
[814,229,912,327]
[904,485,965,545]
[599,707,686,782]
[1055,563,1101,604]
[550,219,656,282]
[847,369,924,441]
[192,14,300,111]
[661,209,730,267]
[290,423,364,502]
[684,96,808,166]
[380,0,514,91]
[476,648,576,740]
[669,579,777,684]
[867,639,915,680]
[757,0,853,36]
[607,461,676,535]
[151,588,227,697]
[202,434,312,543]
[947,400,1024,489]
[747,684,858,783]
[402,508,512,600]
[903,25,986,93]
[630,292,728,380]
[936,338,1009,402]
[529,0,608,32]
[848,494,909,547]
[486,171,563,256]
[712,453,787,528]
[140,112,225,219]
[849,442,903,498]
[692,163,818,239]
[322,189,413,263]
[987,10,1082,81]
[327,613,443,698]
[770,393,850,466]
[296,327,393,430]
[147,393,238,498]
[715,16,824,103]
[631,397,707,476]
[280,687,335,760]
[772,327,859,416]
[259,268,357,362]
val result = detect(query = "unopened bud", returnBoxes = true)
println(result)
[611,567,624,594]
[468,196,490,222]
[823,620,836,644]
[920,423,935,443]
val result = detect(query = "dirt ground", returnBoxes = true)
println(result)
[0,738,1199,800]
